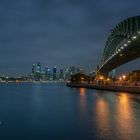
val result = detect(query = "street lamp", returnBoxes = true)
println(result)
[119,77,122,85]
[107,78,110,81]
[99,76,104,80]
[122,75,126,79]
[81,77,84,81]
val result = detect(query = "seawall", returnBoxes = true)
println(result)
[67,83,140,93]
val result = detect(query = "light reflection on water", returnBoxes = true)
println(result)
[79,88,86,96]
[77,88,140,140]
[95,95,111,139]
[0,83,139,140]
[116,93,136,140]
[79,88,87,121]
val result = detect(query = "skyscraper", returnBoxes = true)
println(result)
[36,62,41,73]
[64,68,70,80]
[45,66,51,81]
[69,67,76,75]
[52,66,57,80]
[31,64,36,80]
[59,69,64,80]
[35,62,42,81]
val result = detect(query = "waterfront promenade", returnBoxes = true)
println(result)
[67,82,140,93]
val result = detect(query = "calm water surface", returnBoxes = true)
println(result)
[0,83,140,140]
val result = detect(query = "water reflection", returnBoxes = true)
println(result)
[79,88,87,120]
[116,93,135,140]
[94,92,140,140]
[0,84,140,140]
[31,83,44,111]
[95,95,111,139]
[79,88,86,109]
[79,88,86,96]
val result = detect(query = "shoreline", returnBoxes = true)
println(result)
[67,83,140,93]
[0,81,66,84]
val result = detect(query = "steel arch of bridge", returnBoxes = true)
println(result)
[99,16,140,74]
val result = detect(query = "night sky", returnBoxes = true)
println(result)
[0,0,140,76]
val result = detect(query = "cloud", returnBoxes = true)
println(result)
[0,0,140,76]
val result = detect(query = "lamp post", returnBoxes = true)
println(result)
[99,76,104,85]
[119,77,122,85]
[122,75,126,80]
[122,75,126,85]
[81,77,84,83]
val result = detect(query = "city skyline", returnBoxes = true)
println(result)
[0,0,140,76]
[0,62,86,81]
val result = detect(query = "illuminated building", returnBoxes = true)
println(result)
[52,66,57,80]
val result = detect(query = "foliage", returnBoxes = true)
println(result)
[70,73,89,82]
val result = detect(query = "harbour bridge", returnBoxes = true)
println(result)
[99,16,140,75]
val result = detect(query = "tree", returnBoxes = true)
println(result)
[70,73,89,83]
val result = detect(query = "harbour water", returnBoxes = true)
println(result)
[0,83,140,140]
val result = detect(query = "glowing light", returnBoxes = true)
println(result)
[81,77,84,80]
[121,47,124,49]
[132,36,137,39]
[127,40,131,43]
[99,76,104,80]
[107,78,110,81]
[124,44,127,47]
[122,75,126,79]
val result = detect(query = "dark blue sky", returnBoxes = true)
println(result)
[0,0,140,76]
